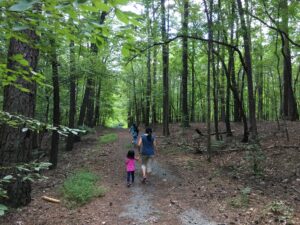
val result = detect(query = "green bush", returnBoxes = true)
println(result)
[62,171,105,207]
[99,133,118,144]
[229,187,251,208]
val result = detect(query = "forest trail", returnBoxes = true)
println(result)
[109,129,218,224]
[1,123,300,225]
[0,128,219,225]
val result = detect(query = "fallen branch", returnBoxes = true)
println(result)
[42,196,60,203]
[265,145,299,150]
[291,186,300,195]
[195,129,234,136]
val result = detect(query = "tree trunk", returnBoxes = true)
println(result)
[49,39,60,170]
[145,0,151,127]
[66,40,76,151]
[190,40,196,122]
[161,0,170,136]
[236,0,257,139]
[0,29,39,207]
[204,0,212,161]
[152,46,158,124]
[181,0,189,127]
[94,78,101,126]
[77,77,91,127]
[280,0,299,120]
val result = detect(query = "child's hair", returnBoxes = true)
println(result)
[127,150,135,159]
[145,127,152,141]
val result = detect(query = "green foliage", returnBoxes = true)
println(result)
[0,111,86,136]
[0,204,8,216]
[245,142,266,176]
[229,187,251,208]
[0,161,51,216]
[99,133,118,144]
[265,201,294,222]
[62,171,105,207]
[9,0,39,12]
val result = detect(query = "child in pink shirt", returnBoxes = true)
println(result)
[126,150,138,187]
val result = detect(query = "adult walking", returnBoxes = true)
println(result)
[137,127,157,183]
[129,123,139,146]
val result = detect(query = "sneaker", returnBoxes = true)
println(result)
[142,177,146,184]
[127,183,131,187]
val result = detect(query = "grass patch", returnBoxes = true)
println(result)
[62,171,105,207]
[125,143,133,149]
[99,133,118,144]
[228,187,251,208]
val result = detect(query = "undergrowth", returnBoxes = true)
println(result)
[99,133,118,144]
[62,171,105,207]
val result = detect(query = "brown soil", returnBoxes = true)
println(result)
[0,122,299,225]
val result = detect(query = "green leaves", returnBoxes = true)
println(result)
[0,204,8,216]
[115,9,130,23]
[92,0,110,12]
[9,0,39,12]
[0,111,86,136]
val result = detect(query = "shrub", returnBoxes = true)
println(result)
[62,171,105,207]
[229,187,251,208]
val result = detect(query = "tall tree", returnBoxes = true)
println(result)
[49,39,60,170]
[181,0,189,127]
[0,28,40,207]
[161,0,170,135]
[236,0,258,139]
[66,40,76,151]
[280,0,299,120]
[145,0,151,127]
[204,0,212,161]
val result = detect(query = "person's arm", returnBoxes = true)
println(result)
[137,137,142,153]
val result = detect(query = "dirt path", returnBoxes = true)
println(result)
[0,128,219,225]
[116,129,218,225]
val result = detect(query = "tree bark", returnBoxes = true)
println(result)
[66,40,76,151]
[0,28,39,207]
[181,0,189,127]
[280,0,299,120]
[236,0,257,139]
[161,0,170,136]
[94,78,101,126]
[190,40,196,122]
[49,39,60,170]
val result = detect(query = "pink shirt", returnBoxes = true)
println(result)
[126,158,135,172]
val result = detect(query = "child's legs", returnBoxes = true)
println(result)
[127,171,131,183]
[131,171,135,183]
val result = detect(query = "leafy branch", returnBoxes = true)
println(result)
[0,111,85,136]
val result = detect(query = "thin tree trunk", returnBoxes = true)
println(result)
[190,40,196,122]
[77,77,91,126]
[161,0,170,136]
[236,0,257,139]
[204,0,212,161]
[49,39,60,170]
[181,0,189,127]
[94,78,101,126]
[152,46,158,124]
[66,40,76,151]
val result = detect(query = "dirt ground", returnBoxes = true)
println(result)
[0,122,299,225]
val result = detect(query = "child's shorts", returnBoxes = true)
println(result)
[141,155,154,173]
